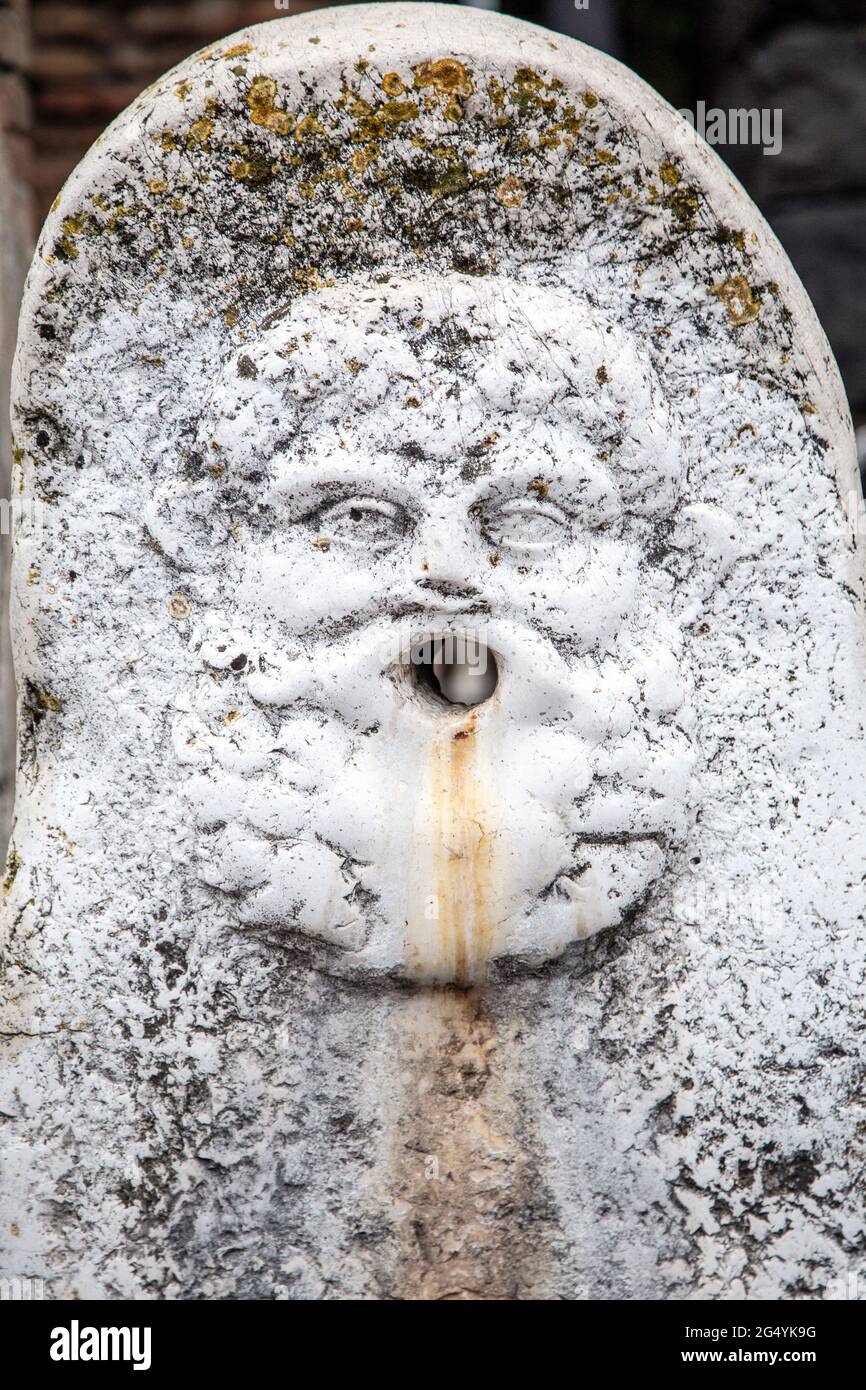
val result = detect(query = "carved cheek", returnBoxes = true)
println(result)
[234,539,383,630]
[511,543,641,645]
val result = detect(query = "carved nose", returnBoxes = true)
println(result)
[413,519,483,603]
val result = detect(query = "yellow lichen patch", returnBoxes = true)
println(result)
[169,593,192,620]
[219,43,253,60]
[294,113,325,142]
[496,174,526,208]
[247,75,293,135]
[425,162,470,199]
[313,536,332,552]
[379,99,418,125]
[665,183,700,225]
[528,478,549,499]
[582,90,599,107]
[261,109,292,134]
[801,399,817,416]
[596,365,609,385]
[414,57,473,98]
[548,103,586,138]
[222,708,241,727]
[711,275,761,327]
[3,850,21,896]
[348,94,419,144]
[351,148,375,173]
[404,395,421,409]
[294,266,329,292]
[344,357,363,373]
[510,67,560,115]
[659,161,681,186]
[35,688,64,712]
[175,80,192,100]
[61,213,88,238]
[443,97,463,123]
[594,148,618,165]
[56,828,77,860]
[382,71,405,96]
[54,222,82,258]
[187,117,213,144]
[228,152,276,186]
[147,178,168,195]
[487,76,505,110]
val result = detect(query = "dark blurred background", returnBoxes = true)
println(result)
[0,0,864,843]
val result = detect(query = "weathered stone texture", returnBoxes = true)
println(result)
[1,4,865,1300]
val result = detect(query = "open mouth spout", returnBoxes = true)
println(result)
[409,634,499,710]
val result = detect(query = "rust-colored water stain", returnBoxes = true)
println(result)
[386,987,550,1300]
[406,707,505,986]
[377,686,555,1298]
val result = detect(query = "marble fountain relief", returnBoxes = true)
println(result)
[2,4,865,1300]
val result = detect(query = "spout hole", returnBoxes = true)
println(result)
[410,636,499,709]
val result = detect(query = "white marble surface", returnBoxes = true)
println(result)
[2,3,865,1299]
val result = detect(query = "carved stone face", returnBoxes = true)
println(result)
[164,273,696,982]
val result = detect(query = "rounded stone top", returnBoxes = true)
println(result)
[12,2,854,509]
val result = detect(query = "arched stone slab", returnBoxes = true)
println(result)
[2,3,865,1300]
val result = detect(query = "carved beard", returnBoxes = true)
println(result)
[162,272,700,983]
[175,596,695,984]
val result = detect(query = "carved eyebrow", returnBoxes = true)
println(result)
[468,459,621,508]
[266,467,416,518]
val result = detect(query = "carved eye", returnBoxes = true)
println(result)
[478,499,570,551]
[315,496,406,551]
